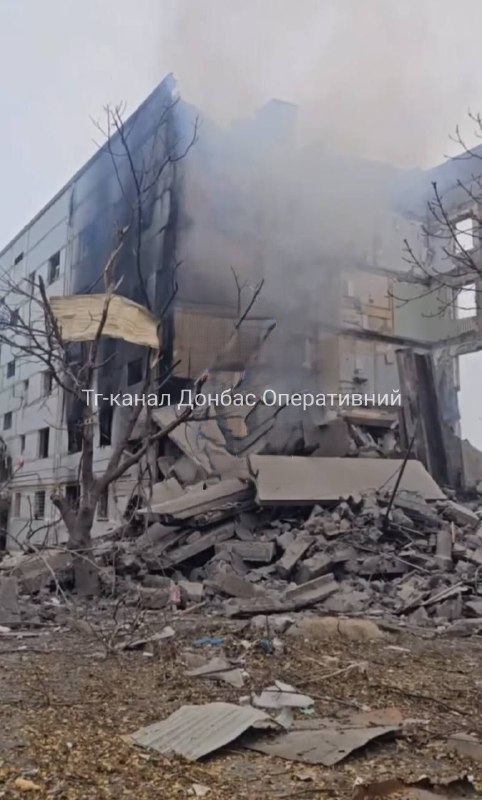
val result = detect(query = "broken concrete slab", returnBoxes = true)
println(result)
[464,600,482,617]
[136,586,172,610]
[0,577,20,626]
[283,572,339,608]
[295,553,333,584]
[249,456,445,505]
[447,732,482,762]
[435,526,453,570]
[135,523,179,552]
[393,491,441,527]
[148,477,184,506]
[214,541,275,563]
[178,580,204,603]
[462,547,482,567]
[149,407,248,480]
[171,456,205,486]
[137,479,253,521]
[9,550,73,593]
[127,702,273,760]
[276,535,313,578]
[160,524,234,568]
[443,500,479,528]
[206,567,264,599]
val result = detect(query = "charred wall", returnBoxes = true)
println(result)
[63,76,184,432]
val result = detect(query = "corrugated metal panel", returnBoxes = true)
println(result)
[128,702,270,760]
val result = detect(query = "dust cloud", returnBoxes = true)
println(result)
[160,0,482,167]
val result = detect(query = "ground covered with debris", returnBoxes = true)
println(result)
[4,417,482,797]
[1,610,482,799]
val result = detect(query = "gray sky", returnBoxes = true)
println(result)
[2,0,482,444]
[4,0,482,247]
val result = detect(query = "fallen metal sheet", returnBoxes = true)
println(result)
[127,702,271,760]
[252,681,314,710]
[249,456,445,504]
[137,478,253,520]
[50,294,160,348]
[243,718,399,765]
[185,656,244,688]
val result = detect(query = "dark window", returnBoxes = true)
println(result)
[48,251,60,284]
[34,490,45,519]
[10,309,19,325]
[20,434,25,453]
[65,483,80,511]
[3,412,12,430]
[127,358,143,386]
[13,492,20,517]
[99,405,113,446]
[42,370,53,395]
[67,420,83,454]
[23,379,29,401]
[28,271,36,290]
[6,360,15,378]
[97,488,108,520]
[14,252,24,266]
[38,427,50,458]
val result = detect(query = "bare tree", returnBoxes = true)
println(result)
[0,98,268,595]
[402,112,482,316]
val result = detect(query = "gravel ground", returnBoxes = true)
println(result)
[1,612,482,799]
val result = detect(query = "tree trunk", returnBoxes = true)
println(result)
[69,509,99,597]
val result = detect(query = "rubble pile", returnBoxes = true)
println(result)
[91,485,482,630]
[5,483,482,635]
[3,410,482,635]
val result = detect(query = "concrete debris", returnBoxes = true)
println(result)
[206,566,264,599]
[137,478,253,522]
[185,655,245,688]
[447,732,482,762]
[283,573,339,608]
[276,534,313,578]
[6,433,482,635]
[190,784,210,797]
[249,456,445,504]
[252,681,314,710]
[442,500,479,528]
[138,585,176,610]
[4,550,73,594]
[288,616,384,641]
[214,540,275,563]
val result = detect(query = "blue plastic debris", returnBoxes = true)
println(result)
[193,636,225,647]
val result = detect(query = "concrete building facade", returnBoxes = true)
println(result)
[1,74,482,548]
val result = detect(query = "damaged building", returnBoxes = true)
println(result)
[0,72,482,548]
